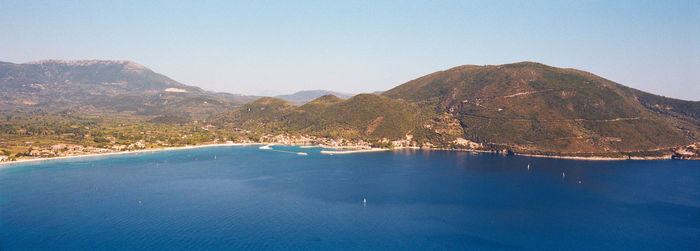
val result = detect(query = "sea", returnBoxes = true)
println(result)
[1,145,698,250]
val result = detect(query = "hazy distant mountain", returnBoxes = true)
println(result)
[275,90,354,104]
[0,60,203,101]
[210,92,262,104]
[0,60,257,119]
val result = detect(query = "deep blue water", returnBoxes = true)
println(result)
[1,145,699,250]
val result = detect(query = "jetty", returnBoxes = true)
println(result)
[320,148,388,155]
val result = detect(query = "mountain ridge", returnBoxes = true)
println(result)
[0,59,258,119]
[384,62,700,154]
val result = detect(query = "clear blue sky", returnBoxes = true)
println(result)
[1,0,698,100]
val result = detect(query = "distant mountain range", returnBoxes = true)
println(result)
[0,60,258,119]
[275,90,354,105]
[1,59,698,157]
[0,60,349,115]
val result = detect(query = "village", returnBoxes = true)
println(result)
[2,132,697,164]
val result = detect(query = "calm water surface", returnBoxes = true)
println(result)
[1,145,699,250]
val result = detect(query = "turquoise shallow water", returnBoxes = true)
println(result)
[1,145,699,250]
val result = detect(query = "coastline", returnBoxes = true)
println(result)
[320,148,388,154]
[514,153,631,161]
[0,143,691,167]
[395,147,678,161]
[0,143,263,168]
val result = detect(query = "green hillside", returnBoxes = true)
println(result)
[384,62,700,155]
[209,94,449,145]
[0,60,255,119]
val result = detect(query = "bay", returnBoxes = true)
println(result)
[1,145,698,250]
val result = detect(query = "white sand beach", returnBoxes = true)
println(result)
[0,143,262,168]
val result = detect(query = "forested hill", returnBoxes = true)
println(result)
[383,62,700,154]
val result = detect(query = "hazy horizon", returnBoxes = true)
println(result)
[1,0,698,100]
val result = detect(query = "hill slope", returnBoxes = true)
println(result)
[384,62,700,155]
[209,94,440,144]
[0,60,255,119]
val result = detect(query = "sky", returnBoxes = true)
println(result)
[1,0,698,100]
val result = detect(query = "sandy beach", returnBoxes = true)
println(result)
[0,143,263,168]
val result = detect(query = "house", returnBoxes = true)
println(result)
[51,144,67,151]
[454,138,482,149]
[112,145,127,151]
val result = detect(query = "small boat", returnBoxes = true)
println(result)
[562,172,566,178]
[363,198,367,204]
[527,164,530,171]
[297,152,308,156]
[214,155,217,159]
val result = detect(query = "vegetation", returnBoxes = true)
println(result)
[384,62,700,155]
[0,60,256,120]
[0,110,248,159]
[1,60,698,161]
[207,94,455,146]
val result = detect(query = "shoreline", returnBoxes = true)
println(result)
[393,147,679,161]
[515,153,632,161]
[320,148,389,154]
[0,143,263,168]
[0,143,692,167]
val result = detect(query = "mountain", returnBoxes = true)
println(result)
[384,62,700,155]
[0,60,203,104]
[275,90,354,104]
[0,60,256,119]
[210,92,262,104]
[1,59,697,158]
